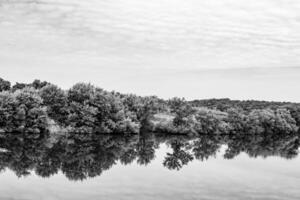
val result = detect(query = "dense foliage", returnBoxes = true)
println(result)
[0,78,10,92]
[0,88,49,136]
[0,77,300,136]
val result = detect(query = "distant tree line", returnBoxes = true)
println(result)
[154,99,299,135]
[0,77,300,136]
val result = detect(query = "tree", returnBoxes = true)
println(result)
[273,109,298,134]
[282,104,300,127]
[247,108,298,134]
[12,82,27,92]
[92,91,140,134]
[170,98,197,134]
[226,108,248,134]
[193,108,230,135]
[67,101,97,136]
[66,83,99,135]
[14,88,49,135]
[67,83,95,104]
[0,77,11,92]
[122,95,163,128]
[0,92,16,130]
[39,84,68,124]
[31,79,49,89]
[0,88,49,136]
[66,84,140,134]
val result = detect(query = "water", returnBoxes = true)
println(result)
[0,133,300,200]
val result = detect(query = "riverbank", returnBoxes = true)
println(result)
[1,77,300,136]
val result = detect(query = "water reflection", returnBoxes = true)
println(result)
[0,133,299,181]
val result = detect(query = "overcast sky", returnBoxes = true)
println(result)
[1,0,300,101]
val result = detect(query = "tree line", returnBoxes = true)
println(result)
[0,77,300,136]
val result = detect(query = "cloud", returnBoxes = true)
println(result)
[1,0,300,70]
[1,0,300,102]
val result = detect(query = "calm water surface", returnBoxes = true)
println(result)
[0,134,299,200]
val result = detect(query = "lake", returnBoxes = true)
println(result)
[0,133,299,200]
[1,2,300,198]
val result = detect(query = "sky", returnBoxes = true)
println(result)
[1,0,300,101]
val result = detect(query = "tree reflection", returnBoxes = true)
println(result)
[0,132,299,181]
[136,133,156,166]
[163,139,193,170]
[224,134,300,160]
[192,135,222,161]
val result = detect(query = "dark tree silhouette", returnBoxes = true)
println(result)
[0,78,10,92]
